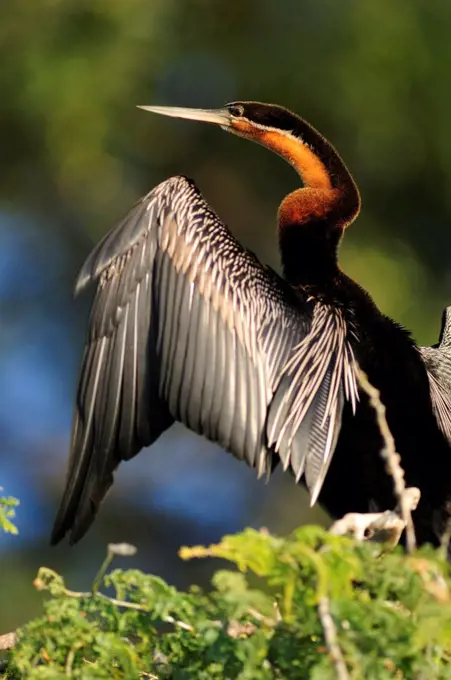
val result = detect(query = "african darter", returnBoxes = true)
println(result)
[51,102,451,546]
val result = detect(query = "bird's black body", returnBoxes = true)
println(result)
[310,274,451,546]
[52,101,451,546]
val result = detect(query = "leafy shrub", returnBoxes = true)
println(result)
[3,526,451,679]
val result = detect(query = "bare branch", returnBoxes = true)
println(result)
[318,596,349,680]
[357,368,417,553]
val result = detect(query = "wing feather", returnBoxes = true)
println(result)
[52,175,358,544]
[421,307,451,444]
[267,305,358,501]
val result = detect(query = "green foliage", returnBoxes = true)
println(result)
[0,488,18,535]
[4,526,451,679]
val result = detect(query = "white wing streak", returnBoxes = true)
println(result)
[267,303,359,501]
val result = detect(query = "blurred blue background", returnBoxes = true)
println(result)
[2,0,451,632]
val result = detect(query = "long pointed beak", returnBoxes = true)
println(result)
[137,105,232,127]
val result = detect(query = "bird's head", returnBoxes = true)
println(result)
[139,101,360,226]
[138,101,317,156]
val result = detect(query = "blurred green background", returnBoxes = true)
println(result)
[2,0,451,634]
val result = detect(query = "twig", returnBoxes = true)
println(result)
[65,641,84,676]
[357,368,417,553]
[92,543,137,596]
[41,584,194,632]
[318,596,349,680]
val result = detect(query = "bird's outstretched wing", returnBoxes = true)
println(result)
[51,176,358,544]
[421,306,451,444]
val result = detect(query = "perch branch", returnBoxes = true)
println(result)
[0,631,16,651]
[330,487,419,546]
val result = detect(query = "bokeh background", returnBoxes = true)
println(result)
[2,0,451,633]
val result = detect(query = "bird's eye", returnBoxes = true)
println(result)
[228,104,244,118]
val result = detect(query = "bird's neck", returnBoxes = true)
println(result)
[278,212,341,288]
[270,120,361,287]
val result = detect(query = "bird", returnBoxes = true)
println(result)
[51,101,451,546]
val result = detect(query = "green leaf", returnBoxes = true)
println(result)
[0,487,19,535]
